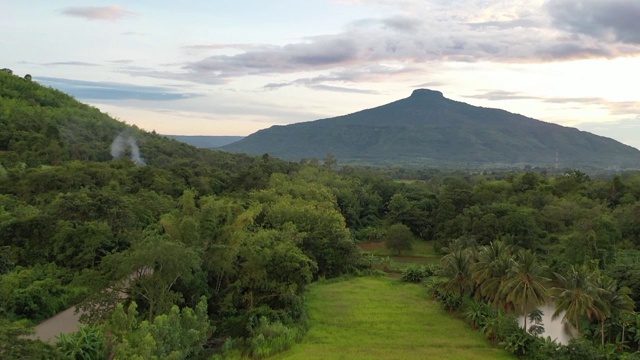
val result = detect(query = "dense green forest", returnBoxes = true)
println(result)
[3,69,640,359]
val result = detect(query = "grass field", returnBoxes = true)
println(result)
[360,240,441,273]
[271,277,514,360]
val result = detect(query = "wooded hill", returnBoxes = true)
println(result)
[165,135,244,149]
[223,89,640,169]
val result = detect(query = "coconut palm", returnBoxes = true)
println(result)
[502,249,550,331]
[552,265,599,334]
[593,275,634,348]
[471,240,514,309]
[439,247,475,301]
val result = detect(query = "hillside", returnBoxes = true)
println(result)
[165,135,244,148]
[222,89,640,169]
[0,70,295,193]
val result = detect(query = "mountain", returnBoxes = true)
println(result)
[165,135,244,148]
[222,89,640,169]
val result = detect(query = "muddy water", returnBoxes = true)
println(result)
[518,303,577,345]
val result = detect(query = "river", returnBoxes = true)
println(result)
[518,303,577,345]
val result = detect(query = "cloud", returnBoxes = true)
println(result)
[44,61,99,67]
[263,64,413,93]
[61,6,135,21]
[467,90,640,117]
[547,0,640,44]
[35,77,200,101]
[131,2,640,86]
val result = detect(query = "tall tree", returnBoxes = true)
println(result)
[439,247,475,300]
[552,265,599,334]
[593,275,634,348]
[471,240,514,309]
[502,249,549,331]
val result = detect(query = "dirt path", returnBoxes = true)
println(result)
[26,306,83,342]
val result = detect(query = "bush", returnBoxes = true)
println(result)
[248,317,304,359]
[56,325,107,360]
[401,264,441,283]
[401,265,428,283]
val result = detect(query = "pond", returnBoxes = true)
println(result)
[518,303,577,345]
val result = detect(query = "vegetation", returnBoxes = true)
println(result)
[271,277,514,359]
[4,69,640,359]
[166,135,244,149]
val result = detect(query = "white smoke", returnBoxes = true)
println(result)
[110,132,146,166]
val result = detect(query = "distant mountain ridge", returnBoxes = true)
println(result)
[165,135,244,148]
[222,89,640,169]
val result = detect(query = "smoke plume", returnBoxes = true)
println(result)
[110,132,146,166]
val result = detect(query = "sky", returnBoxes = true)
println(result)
[2,0,640,148]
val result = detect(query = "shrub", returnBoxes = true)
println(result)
[56,325,107,360]
[401,265,428,283]
[248,317,304,359]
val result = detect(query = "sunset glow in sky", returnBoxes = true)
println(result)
[2,1,640,148]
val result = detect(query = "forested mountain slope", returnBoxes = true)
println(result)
[223,89,640,169]
[0,70,360,357]
[165,135,244,148]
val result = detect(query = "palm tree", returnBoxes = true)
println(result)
[502,249,550,331]
[552,265,599,334]
[472,240,514,309]
[593,275,634,348]
[439,247,475,301]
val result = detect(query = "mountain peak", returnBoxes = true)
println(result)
[410,88,444,100]
[223,89,640,169]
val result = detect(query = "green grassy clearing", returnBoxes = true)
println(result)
[271,277,513,360]
[360,240,441,272]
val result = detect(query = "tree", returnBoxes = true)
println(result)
[471,240,513,308]
[384,223,414,255]
[502,249,549,331]
[592,275,634,348]
[552,265,599,334]
[106,297,212,359]
[439,247,475,302]
[0,319,61,359]
[100,234,201,320]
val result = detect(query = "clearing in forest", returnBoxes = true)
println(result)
[272,276,514,360]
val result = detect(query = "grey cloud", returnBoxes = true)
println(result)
[35,77,200,101]
[61,6,136,21]
[186,37,359,78]
[130,4,640,85]
[468,18,540,30]
[413,81,446,88]
[182,43,264,52]
[44,61,99,67]
[467,90,640,117]
[110,59,134,64]
[263,65,413,92]
[548,0,640,44]
[308,84,379,94]
[536,43,614,61]
[381,16,422,33]
[465,90,539,101]
[264,81,377,94]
